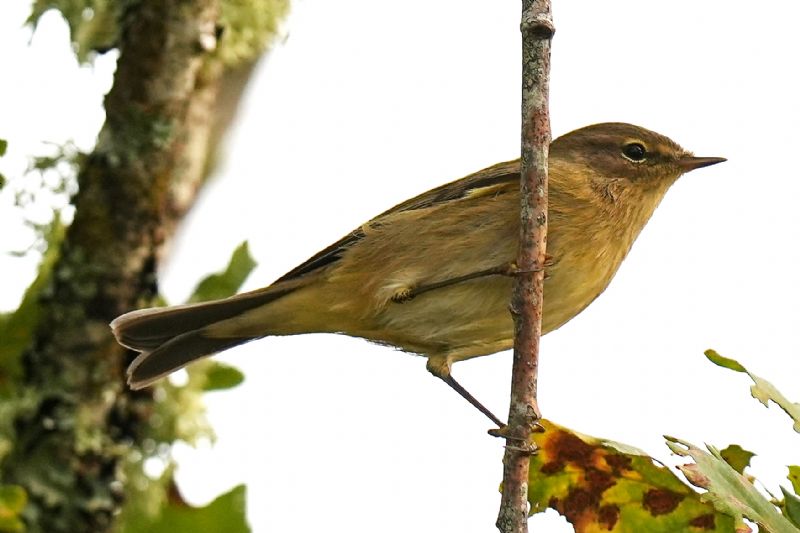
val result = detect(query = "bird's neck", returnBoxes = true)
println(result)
[550,162,674,258]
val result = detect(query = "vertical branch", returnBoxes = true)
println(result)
[496,1,554,533]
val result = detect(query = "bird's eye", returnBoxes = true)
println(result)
[622,142,647,162]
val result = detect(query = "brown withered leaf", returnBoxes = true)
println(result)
[527,420,737,532]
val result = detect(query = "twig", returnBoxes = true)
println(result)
[496,2,554,532]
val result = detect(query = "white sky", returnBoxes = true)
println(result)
[2,1,799,532]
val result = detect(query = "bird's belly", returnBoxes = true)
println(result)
[540,246,622,333]
[357,276,514,359]
[359,254,620,360]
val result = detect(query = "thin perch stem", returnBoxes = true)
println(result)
[496,2,554,533]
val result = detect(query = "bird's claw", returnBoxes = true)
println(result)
[391,288,414,303]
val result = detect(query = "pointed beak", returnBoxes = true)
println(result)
[677,156,727,172]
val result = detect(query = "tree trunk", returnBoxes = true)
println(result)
[2,2,275,531]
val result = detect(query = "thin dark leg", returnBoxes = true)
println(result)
[440,373,505,428]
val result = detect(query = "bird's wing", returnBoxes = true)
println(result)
[275,160,520,283]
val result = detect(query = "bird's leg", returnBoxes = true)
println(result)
[441,374,506,428]
[426,356,505,428]
[392,262,533,303]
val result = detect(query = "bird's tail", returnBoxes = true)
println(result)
[112,286,296,390]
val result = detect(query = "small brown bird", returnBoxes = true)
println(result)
[111,123,724,425]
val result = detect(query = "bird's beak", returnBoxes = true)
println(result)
[677,156,727,172]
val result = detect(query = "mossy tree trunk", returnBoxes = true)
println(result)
[2,1,284,531]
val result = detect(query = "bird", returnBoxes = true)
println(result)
[111,122,725,426]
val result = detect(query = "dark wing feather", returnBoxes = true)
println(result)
[275,229,365,282]
[276,160,520,283]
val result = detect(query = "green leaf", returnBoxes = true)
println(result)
[28,0,118,64]
[526,420,736,532]
[0,139,6,189]
[119,484,249,533]
[790,466,800,496]
[203,362,245,391]
[720,444,755,475]
[188,242,257,303]
[705,350,800,433]
[666,437,795,533]
[747,375,800,433]
[0,484,27,533]
[704,349,746,373]
[782,487,800,528]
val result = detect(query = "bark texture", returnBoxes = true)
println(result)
[2,2,244,531]
[496,2,554,533]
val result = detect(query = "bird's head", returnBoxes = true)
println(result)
[551,122,726,194]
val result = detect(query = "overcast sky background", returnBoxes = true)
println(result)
[2,1,799,531]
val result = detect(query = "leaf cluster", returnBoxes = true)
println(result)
[526,352,800,532]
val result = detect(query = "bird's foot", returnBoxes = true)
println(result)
[390,288,414,303]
